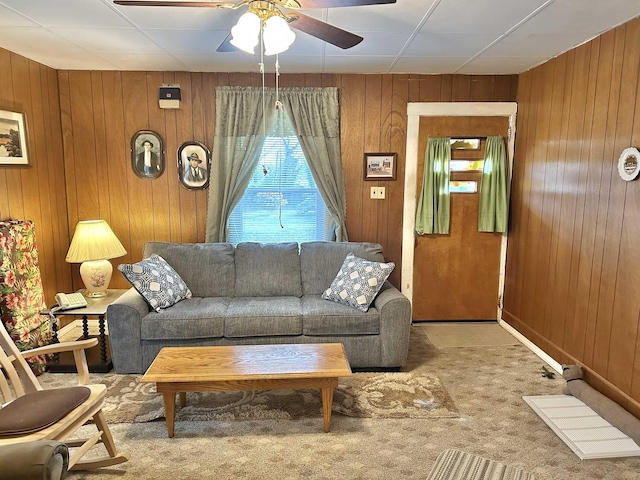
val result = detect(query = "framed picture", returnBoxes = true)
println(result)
[131,130,164,179]
[364,153,397,180]
[0,109,30,166]
[178,141,210,190]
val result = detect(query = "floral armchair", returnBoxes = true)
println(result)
[0,220,52,374]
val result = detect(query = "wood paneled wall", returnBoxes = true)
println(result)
[0,48,70,305]
[58,71,517,290]
[504,17,640,412]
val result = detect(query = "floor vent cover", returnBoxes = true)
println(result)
[523,395,640,460]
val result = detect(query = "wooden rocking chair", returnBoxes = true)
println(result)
[0,322,130,472]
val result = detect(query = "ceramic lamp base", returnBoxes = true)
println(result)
[79,259,112,298]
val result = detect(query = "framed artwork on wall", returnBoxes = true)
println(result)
[131,130,164,179]
[0,109,30,166]
[178,141,210,190]
[364,153,397,180]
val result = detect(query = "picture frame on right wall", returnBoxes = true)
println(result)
[364,153,397,180]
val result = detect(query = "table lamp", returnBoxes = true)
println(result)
[65,220,127,298]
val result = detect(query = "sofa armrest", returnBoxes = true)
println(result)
[106,288,149,374]
[374,282,412,367]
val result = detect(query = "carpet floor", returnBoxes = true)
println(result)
[45,326,640,479]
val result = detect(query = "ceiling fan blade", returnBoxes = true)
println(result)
[114,1,234,7]
[297,0,396,8]
[216,33,238,52]
[287,12,362,49]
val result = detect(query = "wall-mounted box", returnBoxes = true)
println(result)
[159,85,181,109]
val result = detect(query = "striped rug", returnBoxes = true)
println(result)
[427,449,535,480]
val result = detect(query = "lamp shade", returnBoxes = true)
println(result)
[230,12,261,54]
[263,15,295,56]
[66,220,126,263]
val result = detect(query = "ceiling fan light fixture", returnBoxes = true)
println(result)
[263,15,296,56]
[230,11,261,54]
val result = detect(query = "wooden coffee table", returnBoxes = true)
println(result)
[141,343,352,438]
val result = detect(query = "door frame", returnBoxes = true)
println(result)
[402,102,517,321]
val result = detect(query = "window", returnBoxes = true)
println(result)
[227,120,332,245]
[449,181,478,193]
[450,160,484,172]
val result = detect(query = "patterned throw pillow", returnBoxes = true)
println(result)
[118,254,192,312]
[322,253,394,312]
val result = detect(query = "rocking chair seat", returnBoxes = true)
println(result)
[0,387,90,437]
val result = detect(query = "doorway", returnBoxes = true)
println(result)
[401,103,517,322]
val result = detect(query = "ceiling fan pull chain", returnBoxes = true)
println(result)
[275,54,281,111]
[260,24,266,138]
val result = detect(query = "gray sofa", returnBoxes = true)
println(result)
[106,241,411,374]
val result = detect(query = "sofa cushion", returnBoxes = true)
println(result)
[118,254,192,312]
[234,242,302,297]
[322,253,394,312]
[143,242,236,297]
[141,297,229,340]
[300,241,386,295]
[226,297,302,337]
[302,295,380,335]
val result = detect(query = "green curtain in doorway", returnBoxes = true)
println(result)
[415,137,451,235]
[478,135,508,232]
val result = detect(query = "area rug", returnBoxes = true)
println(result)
[38,371,459,423]
[427,449,535,480]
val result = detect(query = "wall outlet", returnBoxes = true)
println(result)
[370,186,386,199]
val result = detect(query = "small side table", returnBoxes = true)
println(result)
[48,289,127,374]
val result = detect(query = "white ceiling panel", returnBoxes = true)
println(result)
[0,0,639,74]
[323,32,412,56]
[110,2,228,30]
[281,31,325,56]
[484,33,593,58]
[390,56,468,74]
[263,55,326,73]
[404,33,500,57]
[456,56,547,75]
[514,0,640,35]
[326,0,433,33]
[322,55,397,73]
[420,0,550,34]
[178,53,269,72]
[0,27,87,57]
[95,52,187,71]
[0,0,131,28]
[0,5,39,27]
[51,28,166,54]
[145,29,231,54]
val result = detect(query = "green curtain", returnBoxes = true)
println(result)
[415,137,451,235]
[478,135,508,232]
[279,87,348,241]
[206,87,269,242]
[205,86,348,242]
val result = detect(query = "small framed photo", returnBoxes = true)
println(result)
[178,141,210,190]
[364,153,397,180]
[131,130,164,179]
[0,109,30,166]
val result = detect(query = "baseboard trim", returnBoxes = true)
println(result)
[498,319,563,374]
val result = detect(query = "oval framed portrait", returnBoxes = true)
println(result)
[131,130,164,179]
[178,141,211,190]
[618,147,640,182]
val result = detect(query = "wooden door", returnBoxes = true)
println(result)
[412,116,509,321]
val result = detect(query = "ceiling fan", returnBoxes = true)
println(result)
[113,0,397,52]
